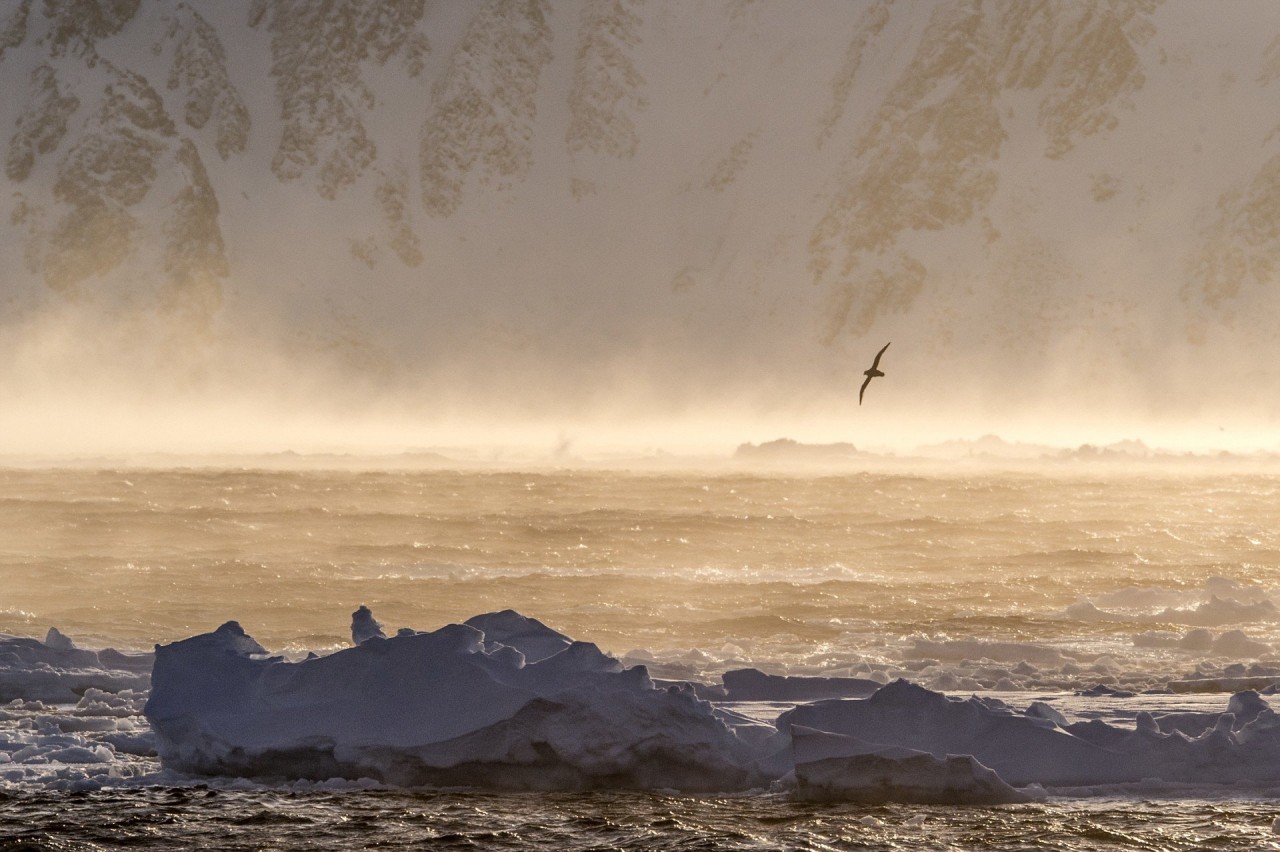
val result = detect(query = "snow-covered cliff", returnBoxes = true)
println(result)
[2,1,1277,450]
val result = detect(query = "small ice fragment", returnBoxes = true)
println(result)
[44,628,76,651]
[1025,701,1068,728]
[351,605,386,645]
[1180,629,1213,651]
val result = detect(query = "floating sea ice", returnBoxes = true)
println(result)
[1,678,159,789]
[0,630,152,703]
[1155,597,1277,626]
[1132,630,1182,648]
[1075,684,1135,698]
[145,611,770,791]
[780,680,1280,791]
[37,744,116,764]
[929,671,984,692]
[1064,599,1112,621]
[351,605,386,644]
[1024,701,1068,727]
[720,668,880,702]
[44,628,76,652]
[4,726,119,766]
[780,680,1118,788]
[1204,576,1273,606]
[1167,674,1280,693]
[1090,578,1274,613]
[1139,690,1270,738]
[1180,629,1214,650]
[73,688,149,718]
[1212,630,1271,658]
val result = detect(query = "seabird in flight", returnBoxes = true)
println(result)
[859,341,890,405]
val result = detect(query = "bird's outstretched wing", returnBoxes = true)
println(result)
[859,374,872,405]
[870,341,891,371]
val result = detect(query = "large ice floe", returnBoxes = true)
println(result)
[144,609,768,790]
[11,608,1280,801]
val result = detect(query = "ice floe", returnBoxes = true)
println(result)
[0,629,151,703]
[143,614,767,791]
[780,678,1280,790]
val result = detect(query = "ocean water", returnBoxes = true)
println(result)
[3,464,1280,848]
[5,788,1280,850]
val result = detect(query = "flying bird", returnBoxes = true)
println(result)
[859,342,890,405]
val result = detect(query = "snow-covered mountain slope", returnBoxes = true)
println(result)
[1,0,1277,451]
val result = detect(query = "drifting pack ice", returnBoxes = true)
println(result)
[134,607,1280,799]
[143,609,767,790]
[0,628,151,703]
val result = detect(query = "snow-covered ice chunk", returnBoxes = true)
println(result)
[1025,701,1068,727]
[351,605,386,644]
[464,609,573,663]
[44,628,76,652]
[144,610,766,790]
[0,630,151,704]
[781,680,1280,790]
[782,680,1115,787]
[1212,629,1271,657]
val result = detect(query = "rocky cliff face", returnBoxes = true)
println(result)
[5,0,234,334]
[809,0,1158,340]
[1,0,1278,429]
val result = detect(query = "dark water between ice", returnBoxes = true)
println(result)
[3,788,1280,851]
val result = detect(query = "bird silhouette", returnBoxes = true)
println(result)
[859,342,890,405]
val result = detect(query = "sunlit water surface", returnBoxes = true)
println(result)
[3,465,1280,848]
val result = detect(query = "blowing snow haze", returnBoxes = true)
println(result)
[1,0,1278,455]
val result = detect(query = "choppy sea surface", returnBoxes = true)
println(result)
[5,788,1280,850]
[3,464,1280,849]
